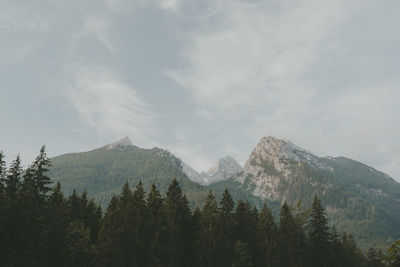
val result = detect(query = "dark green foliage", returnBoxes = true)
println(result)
[307,195,330,267]
[2,148,400,267]
[217,189,235,267]
[278,201,305,267]
[195,190,220,266]
[257,203,278,267]
[232,240,254,267]
[164,179,194,266]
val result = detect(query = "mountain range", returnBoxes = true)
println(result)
[48,136,400,249]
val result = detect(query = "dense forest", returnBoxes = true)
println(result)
[0,148,399,267]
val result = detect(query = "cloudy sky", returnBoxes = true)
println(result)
[1,0,400,181]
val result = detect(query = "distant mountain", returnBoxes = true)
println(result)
[183,156,242,185]
[49,138,255,208]
[49,137,205,207]
[48,136,400,249]
[222,136,400,248]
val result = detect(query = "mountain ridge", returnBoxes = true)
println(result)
[47,136,400,249]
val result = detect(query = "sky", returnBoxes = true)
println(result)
[1,0,400,181]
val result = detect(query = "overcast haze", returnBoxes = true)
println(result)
[1,0,400,181]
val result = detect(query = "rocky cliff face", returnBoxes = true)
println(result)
[236,136,332,201]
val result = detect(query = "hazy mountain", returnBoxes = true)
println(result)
[183,156,242,185]
[48,136,400,248]
[49,137,206,207]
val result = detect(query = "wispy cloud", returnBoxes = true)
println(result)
[68,66,156,144]
[84,16,115,53]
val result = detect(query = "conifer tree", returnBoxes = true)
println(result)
[46,182,69,266]
[165,179,193,266]
[278,202,305,267]
[147,183,168,267]
[340,232,366,267]
[0,151,6,191]
[307,195,330,267]
[328,226,342,267]
[30,145,52,196]
[6,155,22,198]
[218,189,235,267]
[131,181,148,266]
[66,221,97,267]
[233,200,258,265]
[232,240,254,267]
[196,190,220,266]
[256,203,278,267]
[98,195,123,267]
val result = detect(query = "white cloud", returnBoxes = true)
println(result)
[68,66,156,144]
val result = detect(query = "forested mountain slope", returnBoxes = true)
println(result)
[227,136,400,248]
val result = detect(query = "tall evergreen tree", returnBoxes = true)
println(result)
[278,201,305,267]
[232,240,254,267]
[328,226,342,267]
[340,232,366,267]
[256,203,278,267]
[196,190,220,266]
[147,183,168,267]
[165,179,193,267]
[307,195,330,267]
[0,151,6,191]
[6,155,22,197]
[218,189,235,267]
[30,145,52,196]
[46,182,69,267]
[131,181,148,266]
[233,200,258,265]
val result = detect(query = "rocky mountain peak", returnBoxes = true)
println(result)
[182,156,242,185]
[104,136,133,149]
[245,136,319,171]
[208,156,241,175]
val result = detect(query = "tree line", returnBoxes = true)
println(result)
[0,148,399,267]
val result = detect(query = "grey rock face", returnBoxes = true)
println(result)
[182,156,242,185]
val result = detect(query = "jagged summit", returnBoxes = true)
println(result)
[104,136,133,149]
[182,156,242,185]
[245,136,322,172]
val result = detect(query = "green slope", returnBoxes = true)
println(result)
[49,144,207,207]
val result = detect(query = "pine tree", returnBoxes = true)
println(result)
[340,232,366,267]
[0,151,6,191]
[256,203,278,267]
[6,155,22,198]
[165,178,193,266]
[147,183,168,267]
[217,189,235,267]
[328,226,342,267]
[66,221,97,267]
[131,181,148,266]
[307,195,330,267]
[233,200,258,265]
[46,182,69,266]
[196,190,220,266]
[278,201,305,267]
[98,195,124,267]
[232,240,254,267]
[30,145,52,196]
